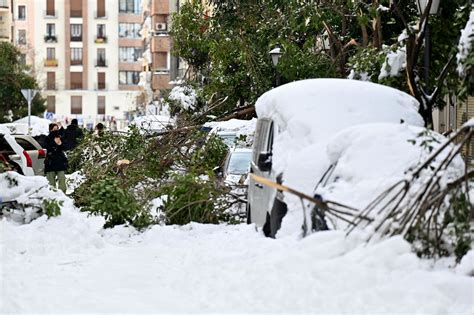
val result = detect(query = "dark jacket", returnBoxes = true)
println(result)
[44,131,68,172]
[64,124,84,151]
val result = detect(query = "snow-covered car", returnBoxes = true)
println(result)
[222,147,252,185]
[0,134,46,176]
[247,78,428,237]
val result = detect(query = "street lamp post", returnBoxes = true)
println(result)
[269,46,283,87]
[417,0,441,94]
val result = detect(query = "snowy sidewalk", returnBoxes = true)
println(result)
[1,212,473,314]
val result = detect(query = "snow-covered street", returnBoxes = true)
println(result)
[1,208,473,314]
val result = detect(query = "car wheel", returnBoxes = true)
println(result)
[262,212,271,237]
[269,197,288,238]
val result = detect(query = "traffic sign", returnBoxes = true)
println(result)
[20,89,38,134]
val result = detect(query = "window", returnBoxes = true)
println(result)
[47,72,56,90]
[98,96,106,114]
[97,48,106,66]
[118,23,141,38]
[119,71,140,85]
[97,24,106,38]
[96,0,106,18]
[47,96,56,112]
[119,0,141,14]
[18,5,26,20]
[47,48,55,60]
[71,48,83,65]
[70,72,83,89]
[119,47,142,62]
[17,29,26,45]
[71,24,82,41]
[18,54,26,65]
[97,73,106,90]
[46,24,55,36]
[16,138,37,151]
[70,0,82,17]
[46,0,55,17]
[71,96,82,114]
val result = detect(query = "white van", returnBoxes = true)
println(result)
[247,79,425,237]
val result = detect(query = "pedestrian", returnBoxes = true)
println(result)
[94,123,105,136]
[64,118,84,150]
[44,123,68,192]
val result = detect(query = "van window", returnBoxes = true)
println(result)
[15,138,37,151]
[267,122,274,152]
[253,119,270,163]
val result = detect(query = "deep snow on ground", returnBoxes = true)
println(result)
[1,206,473,313]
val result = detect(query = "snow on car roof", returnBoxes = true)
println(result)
[256,78,424,139]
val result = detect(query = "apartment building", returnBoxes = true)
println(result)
[0,0,12,42]
[10,0,149,128]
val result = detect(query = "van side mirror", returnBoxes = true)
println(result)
[257,152,272,172]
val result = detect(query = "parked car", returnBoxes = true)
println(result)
[247,78,426,237]
[222,147,252,184]
[0,134,46,176]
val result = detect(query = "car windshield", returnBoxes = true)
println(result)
[227,151,252,175]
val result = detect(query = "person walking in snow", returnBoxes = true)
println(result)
[44,123,68,192]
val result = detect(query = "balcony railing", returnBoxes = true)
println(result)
[94,36,107,44]
[44,59,58,67]
[71,36,82,42]
[70,59,83,66]
[44,10,57,18]
[70,82,83,90]
[70,10,82,18]
[46,83,56,90]
[95,59,108,67]
[44,34,58,43]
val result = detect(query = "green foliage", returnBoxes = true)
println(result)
[0,42,45,123]
[190,134,228,173]
[81,176,153,230]
[445,193,472,262]
[42,199,63,218]
[158,172,228,225]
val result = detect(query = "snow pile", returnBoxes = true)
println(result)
[0,172,77,223]
[256,79,423,176]
[457,8,474,76]
[12,116,51,136]
[1,222,472,313]
[130,114,175,133]
[168,85,197,111]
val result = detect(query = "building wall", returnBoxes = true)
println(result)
[12,0,142,127]
[0,0,12,42]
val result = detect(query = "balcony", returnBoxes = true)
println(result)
[70,82,83,90]
[95,59,108,67]
[44,59,58,67]
[44,34,58,43]
[44,10,57,18]
[94,36,107,44]
[71,59,83,66]
[71,36,82,42]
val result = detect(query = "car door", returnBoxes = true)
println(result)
[248,119,275,226]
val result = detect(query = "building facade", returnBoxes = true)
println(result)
[10,0,166,129]
[0,0,12,42]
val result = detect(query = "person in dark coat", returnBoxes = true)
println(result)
[64,118,84,150]
[44,123,68,192]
